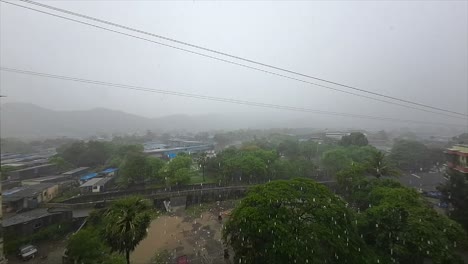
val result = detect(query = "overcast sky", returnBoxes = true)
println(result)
[0,0,467,129]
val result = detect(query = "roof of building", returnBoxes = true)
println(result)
[3,183,57,202]
[447,144,468,154]
[80,177,104,187]
[62,167,89,175]
[80,172,98,181]
[22,175,70,183]
[11,163,55,173]
[3,208,62,227]
[101,168,118,174]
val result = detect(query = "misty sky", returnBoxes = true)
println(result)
[0,0,467,129]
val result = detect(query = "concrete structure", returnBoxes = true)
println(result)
[79,177,114,193]
[9,164,57,180]
[325,132,350,140]
[2,208,72,238]
[446,144,468,175]
[62,167,89,177]
[2,183,59,213]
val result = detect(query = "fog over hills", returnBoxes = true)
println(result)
[0,103,462,139]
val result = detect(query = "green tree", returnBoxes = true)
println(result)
[1,165,19,180]
[438,170,468,231]
[366,151,400,178]
[358,185,467,263]
[49,156,73,171]
[160,155,195,186]
[271,159,316,180]
[168,167,193,185]
[67,229,107,264]
[103,197,154,264]
[277,139,300,158]
[145,157,165,183]
[59,140,114,167]
[196,152,208,182]
[223,178,377,264]
[389,139,430,171]
[119,152,149,185]
[321,148,352,174]
[340,132,369,146]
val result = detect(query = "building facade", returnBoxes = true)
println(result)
[446,144,468,175]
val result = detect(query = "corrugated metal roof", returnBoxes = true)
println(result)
[101,168,118,174]
[80,177,103,187]
[80,172,98,181]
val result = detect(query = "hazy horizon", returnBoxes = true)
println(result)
[1,1,467,131]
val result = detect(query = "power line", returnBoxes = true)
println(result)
[8,0,468,118]
[1,1,466,120]
[1,67,464,128]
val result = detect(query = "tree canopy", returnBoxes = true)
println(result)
[438,170,468,231]
[389,139,431,171]
[223,178,376,264]
[339,132,369,146]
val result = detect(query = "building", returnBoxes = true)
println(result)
[21,175,75,186]
[79,177,115,193]
[9,164,57,180]
[2,208,72,238]
[79,172,99,184]
[2,183,59,213]
[62,167,90,178]
[100,168,118,177]
[325,132,350,140]
[445,144,468,175]
[144,144,214,158]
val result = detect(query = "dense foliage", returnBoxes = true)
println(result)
[389,139,443,171]
[438,170,468,231]
[339,132,369,146]
[67,197,154,264]
[223,179,376,264]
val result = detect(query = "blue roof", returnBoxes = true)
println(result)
[80,172,98,181]
[101,168,118,174]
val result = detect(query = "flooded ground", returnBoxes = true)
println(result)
[6,238,67,264]
[131,200,237,264]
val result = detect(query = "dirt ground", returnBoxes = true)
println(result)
[131,200,237,264]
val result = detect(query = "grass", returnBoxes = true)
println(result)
[190,173,217,184]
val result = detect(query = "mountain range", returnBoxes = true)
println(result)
[0,103,326,139]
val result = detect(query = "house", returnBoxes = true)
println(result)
[445,144,468,175]
[100,168,118,177]
[2,183,59,213]
[62,167,90,178]
[79,177,115,193]
[79,172,99,184]
[325,132,350,140]
[9,164,58,180]
[2,208,72,238]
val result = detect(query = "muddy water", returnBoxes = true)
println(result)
[131,212,225,264]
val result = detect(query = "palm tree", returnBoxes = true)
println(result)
[102,196,153,264]
[367,151,400,178]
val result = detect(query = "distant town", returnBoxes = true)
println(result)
[0,129,467,263]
